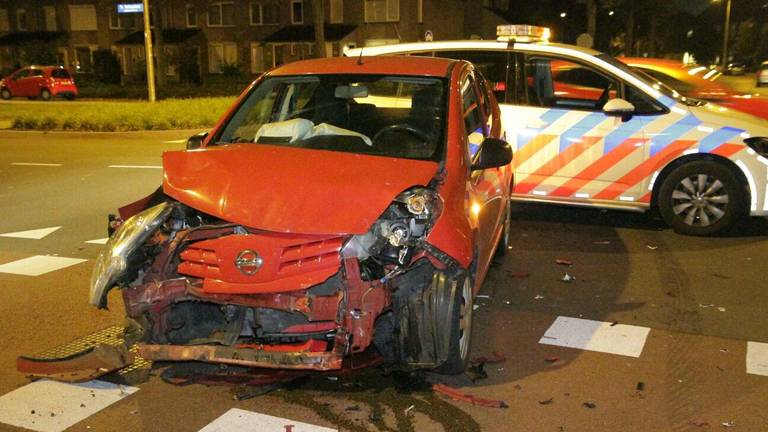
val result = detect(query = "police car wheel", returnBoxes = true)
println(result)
[658,161,745,236]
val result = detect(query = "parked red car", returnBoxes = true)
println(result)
[88,56,513,374]
[0,66,77,101]
[620,57,768,120]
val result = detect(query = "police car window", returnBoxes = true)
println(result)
[625,85,666,115]
[525,57,618,111]
[434,51,509,103]
[462,76,486,159]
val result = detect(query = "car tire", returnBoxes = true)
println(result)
[436,272,473,375]
[657,160,746,236]
[40,89,52,101]
[494,198,512,257]
[0,88,10,100]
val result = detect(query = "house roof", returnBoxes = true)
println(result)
[0,31,66,45]
[114,29,200,45]
[264,24,357,43]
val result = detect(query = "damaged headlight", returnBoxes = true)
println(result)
[342,187,443,266]
[89,202,173,308]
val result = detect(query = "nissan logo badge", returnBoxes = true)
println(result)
[235,249,263,275]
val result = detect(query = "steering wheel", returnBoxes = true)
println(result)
[373,123,430,145]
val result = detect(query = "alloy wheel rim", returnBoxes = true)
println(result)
[457,277,473,361]
[671,174,729,227]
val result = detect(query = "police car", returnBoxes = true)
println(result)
[345,25,768,236]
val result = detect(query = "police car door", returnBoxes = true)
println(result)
[506,54,652,205]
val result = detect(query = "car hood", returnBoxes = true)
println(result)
[162,144,440,235]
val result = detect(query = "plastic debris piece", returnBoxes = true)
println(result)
[720,348,729,353]
[721,421,736,428]
[473,305,481,310]
[561,273,575,282]
[646,245,659,250]
[636,382,645,391]
[582,402,596,409]
[717,307,727,312]
[404,405,415,416]
[699,303,715,308]
[689,418,710,427]
[534,294,545,300]
[432,384,509,408]
[476,294,491,299]
[538,398,553,405]
[555,259,573,266]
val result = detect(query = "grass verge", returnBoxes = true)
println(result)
[7,97,235,132]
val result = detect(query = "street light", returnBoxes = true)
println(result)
[560,12,567,18]
[142,0,156,102]
[713,0,732,73]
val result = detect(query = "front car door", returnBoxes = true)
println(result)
[8,68,31,96]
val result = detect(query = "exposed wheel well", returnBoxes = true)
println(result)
[650,153,750,212]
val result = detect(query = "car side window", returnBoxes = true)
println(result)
[12,69,30,80]
[524,56,619,111]
[434,50,510,103]
[624,84,666,115]
[30,69,43,77]
[462,75,487,159]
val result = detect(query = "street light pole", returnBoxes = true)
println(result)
[142,0,156,102]
[720,0,732,72]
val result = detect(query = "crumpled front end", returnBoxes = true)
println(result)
[93,187,463,371]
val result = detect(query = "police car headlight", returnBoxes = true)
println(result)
[89,202,173,309]
[745,137,768,157]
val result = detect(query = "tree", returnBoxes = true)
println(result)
[313,0,326,58]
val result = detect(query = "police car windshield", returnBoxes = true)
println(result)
[598,54,704,107]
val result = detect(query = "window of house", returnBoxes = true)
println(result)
[0,9,9,32]
[330,0,343,23]
[208,2,235,27]
[250,2,281,25]
[69,5,98,31]
[209,42,238,73]
[16,8,27,31]
[75,46,94,73]
[291,0,303,24]
[364,0,399,22]
[110,7,136,29]
[186,4,197,27]
[43,6,57,31]
[250,43,264,73]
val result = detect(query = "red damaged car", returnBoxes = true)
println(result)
[89,56,513,374]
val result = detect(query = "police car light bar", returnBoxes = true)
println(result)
[497,25,551,42]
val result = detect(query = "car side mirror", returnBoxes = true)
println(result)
[472,138,513,171]
[186,131,208,150]
[603,98,635,122]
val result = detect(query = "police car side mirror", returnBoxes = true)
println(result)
[603,98,635,122]
[472,138,513,171]
[186,131,209,150]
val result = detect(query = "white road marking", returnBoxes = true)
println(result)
[0,226,61,240]
[0,255,87,276]
[747,341,768,377]
[107,165,162,169]
[11,162,62,167]
[199,408,337,432]
[85,237,109,245]
[539,316,651,358]
[0,379,138,432]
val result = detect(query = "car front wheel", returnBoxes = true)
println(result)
[437,272,473,374]
[658,160,746,236]
[40,89,52,101]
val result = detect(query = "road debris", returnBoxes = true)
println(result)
[538,398,554,405]
[555,259,573,266]
[476,294,491,299]
[689,418,710,427]
[545,356,560,363]
[534,294,545,300]
[404,405,415,416]
[636,382,645,391]
[646,245,659,250]
[717,307,727,312]
[593,240,611,245]
[472,351,506,365]
[721,421,736,428]
[508,271,530,278]
[582,402,596,409]
[473,304,481,310]
[561,272,575,282]
[699,303,715,308]
[466,362,488,383]
[432,383,509,408]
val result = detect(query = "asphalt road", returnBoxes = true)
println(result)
[0,130,767,432]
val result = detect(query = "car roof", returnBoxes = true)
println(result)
[268,56,458,78]
[345,40,603,58]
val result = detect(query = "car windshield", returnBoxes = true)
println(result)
[216,74,447,162]
[603,55,705,107]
